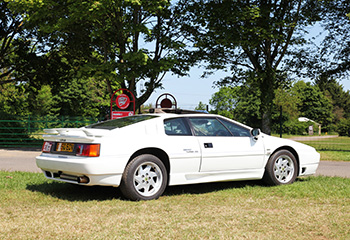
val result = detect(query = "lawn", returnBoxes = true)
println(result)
[297,136,350,151]
[281,135,350,162]
[1,171,349,239]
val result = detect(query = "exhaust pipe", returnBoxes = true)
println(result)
[78,176,90,184]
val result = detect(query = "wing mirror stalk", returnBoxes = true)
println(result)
[251,128,261,140]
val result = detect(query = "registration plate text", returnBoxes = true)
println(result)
[56,143,74,152]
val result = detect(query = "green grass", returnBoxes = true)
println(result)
[298,136,350,151]
[320,151,350,161]
[1,171,350,239]
[274,135,350,161]
[296,137,350,162]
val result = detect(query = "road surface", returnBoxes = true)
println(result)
[0,149,350,178]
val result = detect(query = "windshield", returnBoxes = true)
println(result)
[86,115,159,130]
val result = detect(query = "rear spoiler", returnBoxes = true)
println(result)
[43,128,109,142]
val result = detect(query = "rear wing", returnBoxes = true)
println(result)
[43,128,109,142]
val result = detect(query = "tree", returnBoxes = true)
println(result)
[194,101,207,111]
[274,87,300,121]
[8,0,189,110]
[292,81,333,126]
[179,0,320,134]
[209,85,261,127]
[316,0,350,77]
[0,1,35,84]
[0,82,29,116]
[316,77,350,121]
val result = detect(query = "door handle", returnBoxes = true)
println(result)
[204,143,213,148]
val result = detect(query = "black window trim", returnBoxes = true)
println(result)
[163,116,252,137]
[216,117,252,137]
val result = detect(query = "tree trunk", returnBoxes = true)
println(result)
[259,69,275,135]
[262,111,272,135]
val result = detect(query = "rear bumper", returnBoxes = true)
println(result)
[36,153,126,186]
[40,170,122,186]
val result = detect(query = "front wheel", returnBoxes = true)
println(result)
[263,150,298,185]
[120,154,167,201]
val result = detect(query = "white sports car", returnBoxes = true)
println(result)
[36,111,320,200]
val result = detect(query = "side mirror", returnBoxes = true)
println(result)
[251,128,261,140]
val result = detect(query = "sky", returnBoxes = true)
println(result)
[144,67,350,111]
[144,67,224,110]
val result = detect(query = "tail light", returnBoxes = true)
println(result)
[42,141,53,153]
[75,144,100,157]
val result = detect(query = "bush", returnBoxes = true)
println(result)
[337,118,350,136]
[0,112,31,144]
[280,120,319,135]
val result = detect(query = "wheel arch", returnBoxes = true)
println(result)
[128,148,170,182]
[269,146,300,176]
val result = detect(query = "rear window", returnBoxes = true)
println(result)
[86,115,159,130]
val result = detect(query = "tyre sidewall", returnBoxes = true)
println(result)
[120,154,168,201]
[263,150,298,186]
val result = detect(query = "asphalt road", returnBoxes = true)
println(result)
[0,149,350,178]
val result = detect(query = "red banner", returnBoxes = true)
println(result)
[111,111,134,119]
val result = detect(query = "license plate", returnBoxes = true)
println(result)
[56,143,74,152]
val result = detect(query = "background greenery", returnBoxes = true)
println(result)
[1,0,350,136]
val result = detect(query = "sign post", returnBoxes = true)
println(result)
[156,93,177,109]
[110,89,135,119]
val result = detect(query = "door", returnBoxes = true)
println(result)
[188,117,265,172]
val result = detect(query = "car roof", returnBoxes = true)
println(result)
[148,112,227,120]
[147,110,253,130]
[148,108,208,114]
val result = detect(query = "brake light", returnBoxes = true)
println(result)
[42,141,53,153]
[75,144,100,157]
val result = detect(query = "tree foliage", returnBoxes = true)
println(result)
[0,1,36,84]
[7,0,189,110]
[316,0,350,77]
[178,0,320,134]
[210,80,335,134]
[316,77,350,121]
[209,85,261,127]
[292,81,333,126]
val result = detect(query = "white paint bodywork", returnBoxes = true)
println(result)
[36,114,320,187]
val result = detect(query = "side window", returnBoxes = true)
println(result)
[164,118,192,136]
[189,118,232,136]
[219,118,251,137]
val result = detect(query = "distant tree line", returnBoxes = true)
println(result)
[205,78,350,135]
[1,0,350,135]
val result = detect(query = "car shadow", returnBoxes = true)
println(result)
[163,180,264,197]
[26,178,309,202]
[26,180,264,202]
[26,182,124,201]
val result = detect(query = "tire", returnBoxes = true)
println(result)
[120,154,167,201]
[263,150,298,186]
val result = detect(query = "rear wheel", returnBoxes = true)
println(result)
[263,150,298,185]
[120,154,167,201]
